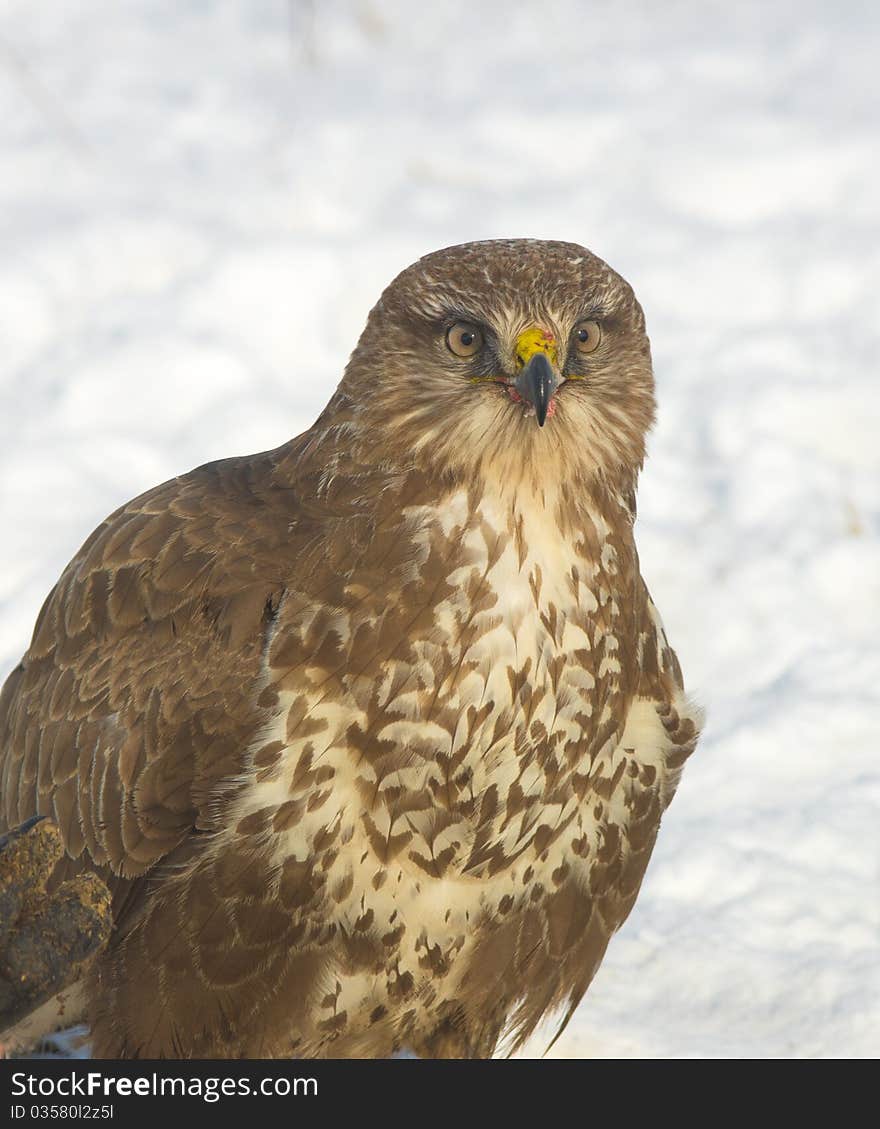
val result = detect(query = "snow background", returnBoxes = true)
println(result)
[1,0,878,1058]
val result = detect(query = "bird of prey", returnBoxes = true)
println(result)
[0,239,700,1058]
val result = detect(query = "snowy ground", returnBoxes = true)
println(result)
[1,0,878,1058]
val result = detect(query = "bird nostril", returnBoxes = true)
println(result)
[514,327,558,371]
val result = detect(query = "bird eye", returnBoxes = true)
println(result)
[446,321,484,358]
[573,320,602,355]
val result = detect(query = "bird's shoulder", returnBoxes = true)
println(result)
[0,436,382,878]
[27,435,381,655]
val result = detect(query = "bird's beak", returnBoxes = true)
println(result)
[512,328,560,427]
[514,353,558,428]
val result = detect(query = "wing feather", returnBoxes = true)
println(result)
[0,439,366,891]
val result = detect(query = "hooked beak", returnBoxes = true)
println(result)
[513,351,558,427]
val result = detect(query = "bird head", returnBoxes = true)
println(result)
[336,239,656,496]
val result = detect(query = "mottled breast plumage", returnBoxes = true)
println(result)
[0,238,700,1058]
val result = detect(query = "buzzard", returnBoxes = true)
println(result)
[0,239,700,1058]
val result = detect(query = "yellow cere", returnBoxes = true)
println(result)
[515,327,558,368]
[467,326,560,384]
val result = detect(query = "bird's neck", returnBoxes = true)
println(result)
[271,419,638,562]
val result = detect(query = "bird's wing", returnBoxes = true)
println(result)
[0,442,369,885]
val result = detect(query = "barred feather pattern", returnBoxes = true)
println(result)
[0,239,701,1057]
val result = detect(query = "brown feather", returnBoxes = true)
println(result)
[0,239,701,1057]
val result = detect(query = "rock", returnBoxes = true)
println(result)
[0,818,112,1036]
